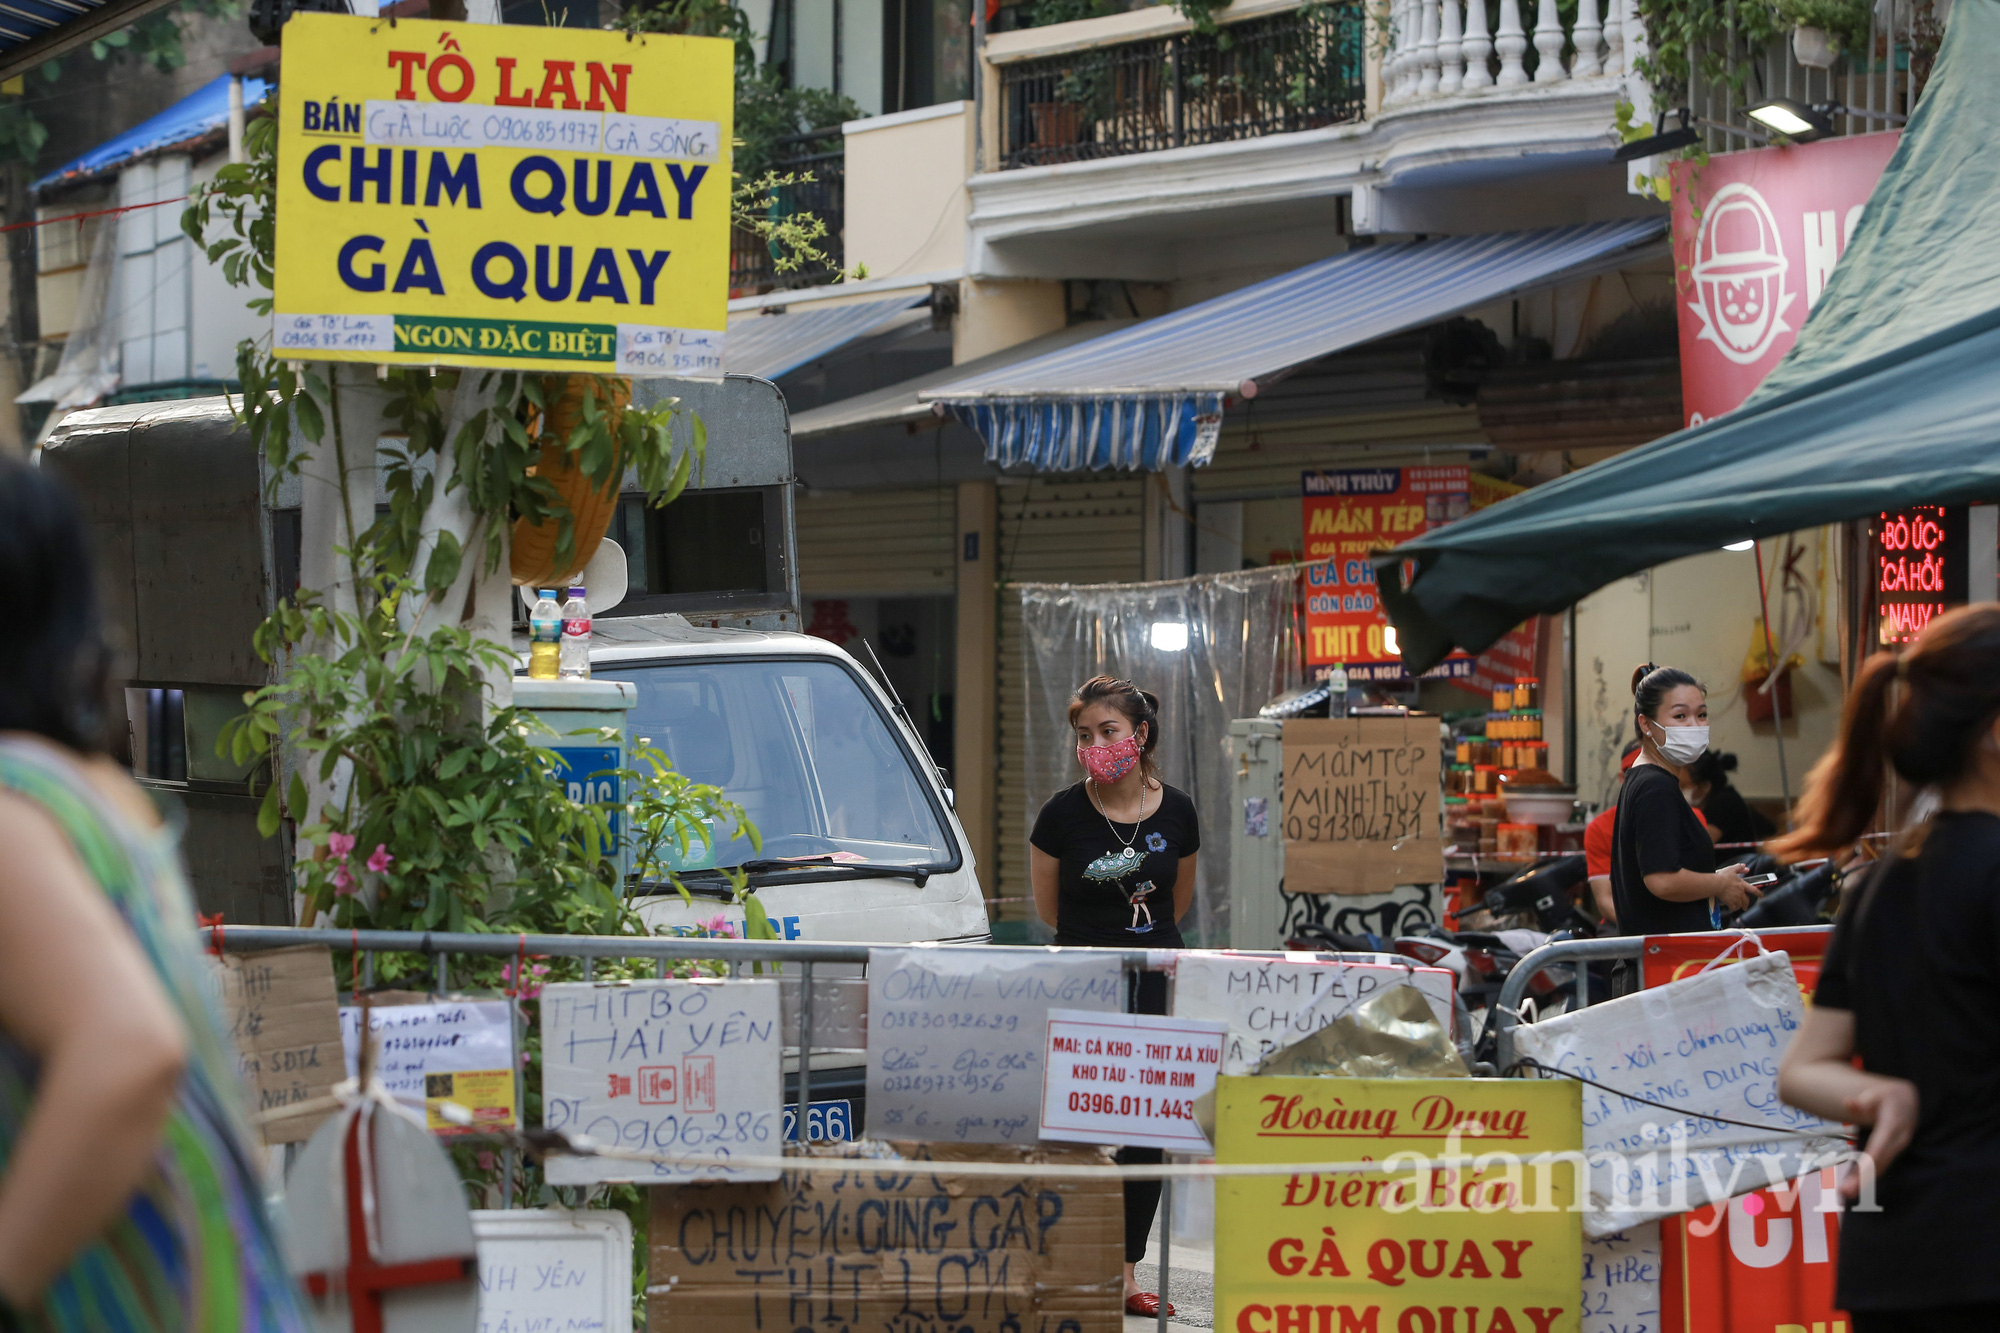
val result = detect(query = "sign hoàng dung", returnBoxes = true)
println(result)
[273,15,732,376]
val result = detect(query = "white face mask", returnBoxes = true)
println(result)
[1647,720,1709,767]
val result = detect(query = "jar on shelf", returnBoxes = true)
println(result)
[1513,678,1540,710]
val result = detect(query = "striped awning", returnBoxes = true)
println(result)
[724,293,927,381]
[921,219,1667,472]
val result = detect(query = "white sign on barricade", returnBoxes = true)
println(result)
[1582,1222,1661,1333]
[539,979,782,1184]
[1038,1009,1227,1151]
[341,998,517,1133]
[473,1208,632,1333]
[1171,951,1456,1074]
[1511,949,1844,1236]
[865,947,1123,1144]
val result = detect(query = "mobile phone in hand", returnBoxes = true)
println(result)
[1742,873,1779,887]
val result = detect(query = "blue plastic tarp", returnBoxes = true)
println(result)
[34,73,268,192]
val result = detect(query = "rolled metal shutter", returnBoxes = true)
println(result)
[795,486,957,596]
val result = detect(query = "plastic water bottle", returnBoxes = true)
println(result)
[1327,662,1349,718]
[559,584,591,680]
[528,589,561,680]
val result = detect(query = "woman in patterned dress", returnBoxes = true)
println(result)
[0,457,304,1332]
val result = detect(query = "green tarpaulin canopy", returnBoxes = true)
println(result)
[1379,0,2000,673]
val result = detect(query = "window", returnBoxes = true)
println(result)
[623,657,953,870]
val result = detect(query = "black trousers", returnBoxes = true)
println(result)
[1120,969,1170,1264]
[1853,1306,2000,1332]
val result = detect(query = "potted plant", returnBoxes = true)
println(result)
[1774,0,1873,69]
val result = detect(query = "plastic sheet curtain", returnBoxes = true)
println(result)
[1017,566,1304,947]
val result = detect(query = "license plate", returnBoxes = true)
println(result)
[783,1099,853,1143]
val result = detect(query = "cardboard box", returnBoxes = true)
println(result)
[210,945,344,1144]
[648,1142,1123,1333]
[1282,715,1443,893]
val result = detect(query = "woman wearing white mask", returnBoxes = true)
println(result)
[1610,664,1760,936]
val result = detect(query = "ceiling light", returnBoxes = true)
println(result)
[1745,98,1832,140]
[1724,539,1757,552]
[1150,621,1189,652]
[1613,109,1700,162]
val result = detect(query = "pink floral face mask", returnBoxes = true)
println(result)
[1077,734,1142,784]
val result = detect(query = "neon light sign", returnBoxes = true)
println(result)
[1874,505,1965,645]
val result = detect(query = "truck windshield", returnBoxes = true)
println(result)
[619,657,953,871]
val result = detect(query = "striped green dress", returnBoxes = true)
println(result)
[0,740,307,1332]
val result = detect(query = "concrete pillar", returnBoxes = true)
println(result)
[954,479,999,898]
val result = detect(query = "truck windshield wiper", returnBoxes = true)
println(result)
[734,857,937,888]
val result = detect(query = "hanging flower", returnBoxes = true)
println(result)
[367,843,394,874]
[328,831,356,859]
[331,864,356,896]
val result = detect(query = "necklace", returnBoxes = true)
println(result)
[1087,779,1154,863]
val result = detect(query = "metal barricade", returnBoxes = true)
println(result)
[1491,925,1835,1074]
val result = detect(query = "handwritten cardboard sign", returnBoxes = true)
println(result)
[1038,1009,1227,1151]
[540,978,782,1185]
[1282,716,1442,893]
[1215,1076,1583,1333]
[210,945,344,1144]
[341,996,516,1135]
[473,1208,632,1333]
[1584,1223,1661,1333]
[1511,950,1844,1236]
[1172,952,1457,1076]
[648,1142,1122,1333]
[865,948,1123,1145]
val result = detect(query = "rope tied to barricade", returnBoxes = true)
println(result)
[1505,1056,1851,1141]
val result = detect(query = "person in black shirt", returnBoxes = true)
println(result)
[1610,664,1760,936]
[1029,675,1198,1317]
[1688,749,1777,846]
[1777,605,2000,1330]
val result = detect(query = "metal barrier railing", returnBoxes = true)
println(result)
[1491,925,1835,1073]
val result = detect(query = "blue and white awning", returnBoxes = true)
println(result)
[35,73,271,192]
[922,219,1667,472]
[724,293,927,381]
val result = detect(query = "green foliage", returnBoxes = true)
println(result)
[182,96,778,959]
[1632,0,1788,105]
[1773,0,1871,50]
[732,64,861,180]
[1612,98,1708,201]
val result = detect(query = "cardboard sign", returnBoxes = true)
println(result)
[647,1143,1122,1333]
[1659,1167,1845,1333]
[865,947,1122,1144]
[1641,929,1831,991]
[1302,466,1475,682]
[1173,952,1456,1075]
[1583,1223,1661,1333]
[1670,133,1900,426]
[211,945,344,1144]
[1281,716,1443,894]
[1510,950,1844,1236]
[341,997,517,1134]
[1038,1009,1227,1151]
[473,1208,632,1333]
[1215,1076,1583,1333]
[272,14,732,376]
[540,978,782,1184]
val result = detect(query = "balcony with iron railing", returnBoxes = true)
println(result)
[731,126,847,296]
[994,3,1367,169]
[968,0,1645,279]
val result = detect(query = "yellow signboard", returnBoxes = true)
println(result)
[1216,1076,1583,1333]
[272,13,732,376]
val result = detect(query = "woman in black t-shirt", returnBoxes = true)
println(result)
[1610,664,1760,936]
[1777,605,2000,1331]
[1029,675,1198,1318]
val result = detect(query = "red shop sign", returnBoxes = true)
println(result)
[1671,133,1901,427]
